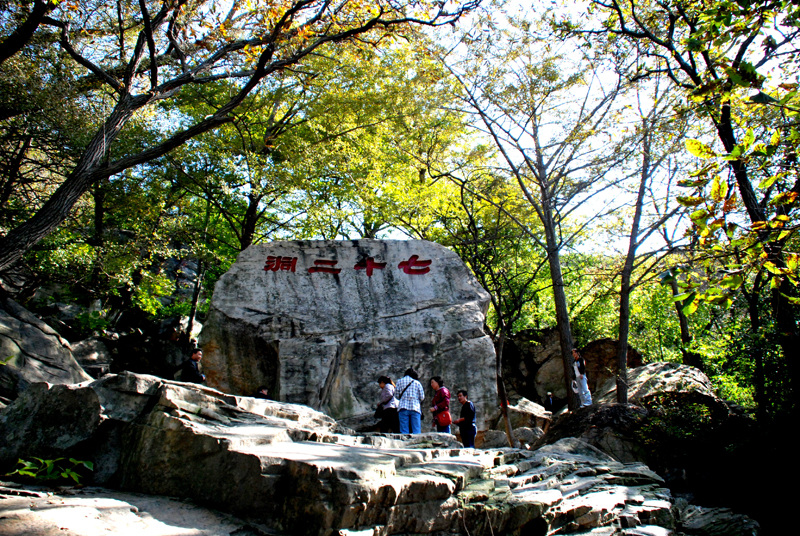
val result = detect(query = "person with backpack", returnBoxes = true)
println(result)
[375,375,400,433]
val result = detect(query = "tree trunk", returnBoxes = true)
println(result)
[542,210,578,409]
[667,278,704,370]
[184,261,204,350]
[0,102,136,271]
[495,331,515,448]
[744,289,766,422]
[616,124,652,405]
[773,280,800,414]
[240,194,261,250]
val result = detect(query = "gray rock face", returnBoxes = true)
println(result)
[0,372,758,535]
[201,240,498,428]
[71,337,113,378]
[0,297,91,399]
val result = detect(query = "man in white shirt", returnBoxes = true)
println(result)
[394,368,425,434]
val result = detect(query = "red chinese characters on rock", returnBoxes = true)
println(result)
[263,254,433,276]
[354,257,387,277]
[264,256,297,272]
[308,259,342,274]
[398,255,432,275]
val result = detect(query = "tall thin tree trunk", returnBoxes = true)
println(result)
[183,198,211,349]
[666,278,704,370]
[616,123,652,404]
[542,212,578,410]
[744,289,766,422]
[495,331,515,447]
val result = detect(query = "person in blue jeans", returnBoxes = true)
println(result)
[394,368,425,434]
[454,390,477,448]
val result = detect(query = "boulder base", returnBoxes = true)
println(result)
[0,372,759,535]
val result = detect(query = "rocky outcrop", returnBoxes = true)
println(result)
[594,362,725,412]
[503,330,642,408]
[201,240,498,428]
[0,372,759,535]
[493,397,550,430]
[0,297,91,400]
[534,363,734,462]
[71,337,113,378]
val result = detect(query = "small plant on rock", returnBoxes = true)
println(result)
[5,457,94,485]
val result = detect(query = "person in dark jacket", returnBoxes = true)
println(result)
[454,390,476,448]
[543,392,555,412]
[181,348,205,384]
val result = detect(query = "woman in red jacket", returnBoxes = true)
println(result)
[429,376,451,433]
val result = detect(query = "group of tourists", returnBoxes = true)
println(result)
[374,368,478,448]
[180,345,591,447]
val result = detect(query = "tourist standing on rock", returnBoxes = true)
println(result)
[395,368,424,434]
[181,348,205,384]
[253,386,269,399]
[429,376,451,433]
[572,349,592,407]
[454,390,477,448]
[376,376,400,433]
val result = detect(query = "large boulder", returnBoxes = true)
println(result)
[535,363,734,463]
[201,239,498,428]
[0,372,758,535]
[0,297,91,399]
[493,397,550,430]
[594,361,725,412]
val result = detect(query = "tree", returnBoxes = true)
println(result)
[0,0,478,273]
[440,10,632,408]
[573,0,800,412]
[613,77,688,403]
[437,176,548,445]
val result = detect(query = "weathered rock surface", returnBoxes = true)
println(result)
[0,297,91,400]
[493,397,550,430]
[201,240,498,428]
[0,484,262,536]
[533,403,652,463]
[71,337,113,378]
[594,362,725,413]
[534,363,733,462]
[0,372,758,535]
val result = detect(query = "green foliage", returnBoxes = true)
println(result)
[635,396,716,471]
[158,299,193,320]
[639,397,713,444]
[5,458,94,485]
[74,311,110,335]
